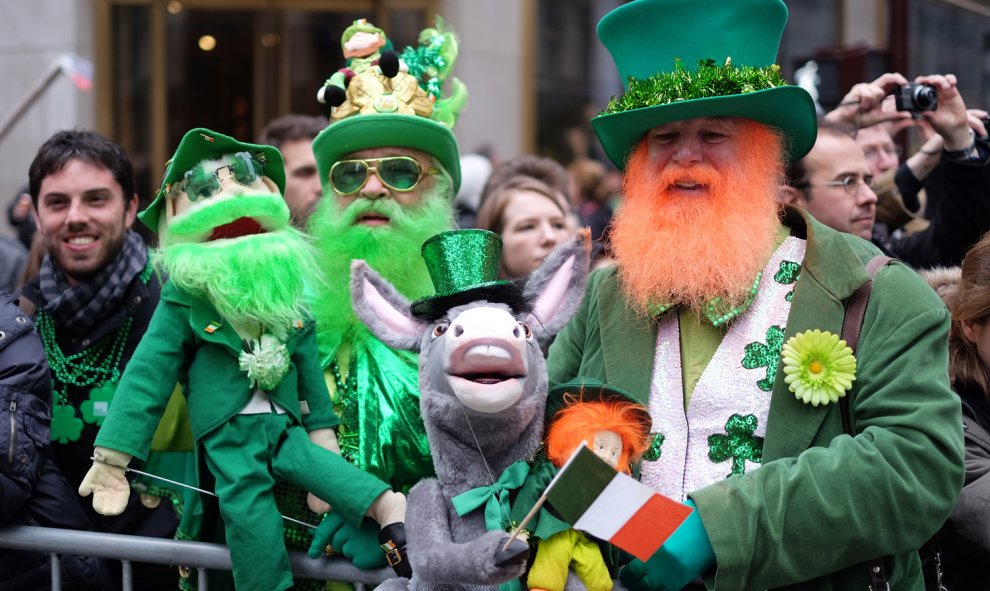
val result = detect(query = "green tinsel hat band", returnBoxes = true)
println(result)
[604,58,789,116]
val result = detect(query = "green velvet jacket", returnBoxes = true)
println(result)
[95,281,339,461]
[547,208,965,591]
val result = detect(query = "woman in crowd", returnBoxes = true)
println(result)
[927,239,990,590]
[475,155,577,280]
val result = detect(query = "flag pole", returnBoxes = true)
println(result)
[502,491,548,551]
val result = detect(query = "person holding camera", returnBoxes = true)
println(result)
[783,72,990,269]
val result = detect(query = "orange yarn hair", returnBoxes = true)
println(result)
[545,395,650,474]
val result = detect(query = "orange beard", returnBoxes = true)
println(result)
[610,121,785,317]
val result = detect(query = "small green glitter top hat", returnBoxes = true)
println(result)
[546,378,652,437]
[591,0,817,169]
[139,128,285,232]
[410,229,528,321]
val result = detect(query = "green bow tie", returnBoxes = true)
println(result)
[451,460,531,532]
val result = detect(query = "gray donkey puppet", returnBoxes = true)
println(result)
[350,229,591,591]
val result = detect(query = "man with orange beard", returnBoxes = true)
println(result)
[548,1,964,590]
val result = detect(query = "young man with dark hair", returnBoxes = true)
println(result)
[258,114,328,228]
[18,128,180,590]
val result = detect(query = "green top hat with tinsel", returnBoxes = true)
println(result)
[139,128,285,232]
[546,378,652,438]
[313,18,466,193]
[410,229,528,320]
[591,0,817,169]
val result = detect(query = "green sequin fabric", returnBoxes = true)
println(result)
[642,432,665,462]
[420,230,504,297]
[774,260,801,302]
[707,413,764,477]
[603,58,789,115]
[741,325,786,392]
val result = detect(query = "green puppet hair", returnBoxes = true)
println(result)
[160,196,323,330]
[306,178,454,357]
[163,192,291,246]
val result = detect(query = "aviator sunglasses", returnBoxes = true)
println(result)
[180,151,266,201]
[329,156,439,195]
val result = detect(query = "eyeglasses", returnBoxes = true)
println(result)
[180,152,266,201]
[328,156,439,195]
[793,174,877,196]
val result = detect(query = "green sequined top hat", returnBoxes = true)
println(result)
[546,378,652,439]
[138,128,286,232]
[591,0,817,169]
[410,229,529,321]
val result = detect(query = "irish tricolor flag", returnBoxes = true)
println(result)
[544,444,693,562]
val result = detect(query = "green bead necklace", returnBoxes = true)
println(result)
[39,251,154,443]
[329,354,359,463]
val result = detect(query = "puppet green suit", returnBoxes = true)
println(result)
[548,208,964,590]
[95,281,390,590]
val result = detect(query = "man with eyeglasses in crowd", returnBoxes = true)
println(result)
[782,72,990,268]
[16,129,180,589]
[291,18,466,572]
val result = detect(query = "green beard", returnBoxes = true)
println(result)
[159,227,322,330]
[307,188,453,356]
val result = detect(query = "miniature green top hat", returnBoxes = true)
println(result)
[591,0,817,169]
[546,378,652,438]
[138,128,286,232]
[313,114,461,195]
[410,229,527,320]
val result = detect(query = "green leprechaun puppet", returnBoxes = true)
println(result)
[77,128,407,591]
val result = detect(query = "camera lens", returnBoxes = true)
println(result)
[913,85,938,110]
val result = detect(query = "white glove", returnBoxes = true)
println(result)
[78,447,133,516]
[307,428,341,514]
[366,490,407,527]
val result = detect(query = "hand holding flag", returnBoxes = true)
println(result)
[511,443,692,562]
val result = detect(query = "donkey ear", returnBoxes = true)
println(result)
[350,260,426,351]
[523,229,592,340]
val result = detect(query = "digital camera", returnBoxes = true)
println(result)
[894,83,937,112]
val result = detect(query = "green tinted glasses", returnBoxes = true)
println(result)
[329,156,438,195]
[180,152,266,201]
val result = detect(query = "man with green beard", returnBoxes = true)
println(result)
[306,21,465,497]
[77,128,407,591]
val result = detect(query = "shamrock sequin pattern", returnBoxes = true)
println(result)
[774,261,801,302]
[742,325,786,392]
[80,381,116,426]
[642,432,665,462]
[50,405,84,444]
[708,414,764,477]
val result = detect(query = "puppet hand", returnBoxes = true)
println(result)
[78,447,132,516]
[619,500,715,591]
[308,511,388,569]
[306,428,341,513]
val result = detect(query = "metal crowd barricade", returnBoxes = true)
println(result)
[0,525,392,591]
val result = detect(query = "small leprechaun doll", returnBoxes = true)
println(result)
[514,379,651,591]
[77,128,407,591]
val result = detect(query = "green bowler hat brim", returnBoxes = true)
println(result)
[313,113,462,193]
[138,128,286,232]
[546,378,652,435]
[592,85,818,170]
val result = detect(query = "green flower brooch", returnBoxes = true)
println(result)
[781,330,856,406]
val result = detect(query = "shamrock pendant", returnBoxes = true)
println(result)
[81,381,116,426]
[51,404,84,444]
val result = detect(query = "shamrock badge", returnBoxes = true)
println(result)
[51,404,83,444]
[742,325,786,392]
[708,414,764,477]
[774,260,801,302]
[81,381,116,426]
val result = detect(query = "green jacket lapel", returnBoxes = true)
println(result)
[763,208,872,461]
[598,268,658,407]
[161,282,244,355]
